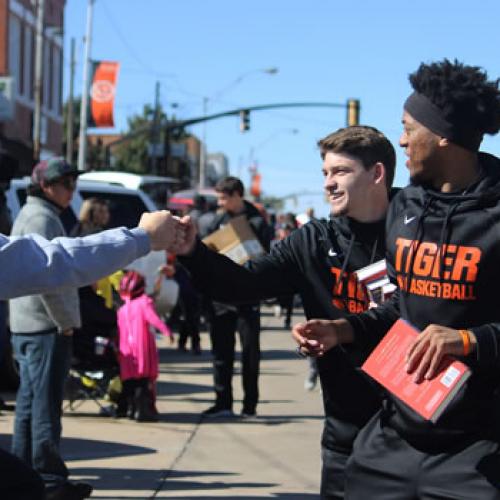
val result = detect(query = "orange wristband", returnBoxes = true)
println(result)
[459,329,471,356]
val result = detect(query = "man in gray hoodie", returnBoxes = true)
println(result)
[9,157,88,499]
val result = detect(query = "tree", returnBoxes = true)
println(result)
[112,104,166,174]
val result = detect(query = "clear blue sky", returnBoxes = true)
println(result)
[64,0,500,217]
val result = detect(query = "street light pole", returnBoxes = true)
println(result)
[32,0,45,164]
[66,37,76,163]
[198,96,208,188]
[77,0,95,172]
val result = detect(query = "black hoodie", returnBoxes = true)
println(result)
[180,212,387,453]
[348,152,500,451]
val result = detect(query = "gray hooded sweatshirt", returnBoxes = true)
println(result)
[9,195,81,334]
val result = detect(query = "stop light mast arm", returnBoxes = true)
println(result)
[104,100,360,156]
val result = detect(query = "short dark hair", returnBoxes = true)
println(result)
[409,59,500,140]
[318,125,396,190]
[215,176,244,197]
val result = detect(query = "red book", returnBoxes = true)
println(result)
[362,319,471,423]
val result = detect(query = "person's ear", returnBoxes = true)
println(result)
[372,162,385,186]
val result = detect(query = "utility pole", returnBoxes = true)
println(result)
[66,37,76,163]
[199,97,208,188]
[77,0,95,171]
[32,0,45,164]
[150,81,160,175]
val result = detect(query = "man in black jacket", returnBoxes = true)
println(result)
[202,176,272,418]
[176,127,395,499]
[294,60,500,499]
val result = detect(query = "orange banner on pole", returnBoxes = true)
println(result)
[87,61,119,128]
[250,172,262,199]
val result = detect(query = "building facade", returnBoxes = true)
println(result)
[0,0,65,177]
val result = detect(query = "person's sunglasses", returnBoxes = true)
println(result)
[57,176,77,190]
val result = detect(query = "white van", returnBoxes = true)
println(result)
[78,171,179,209]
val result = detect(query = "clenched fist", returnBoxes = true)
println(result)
[138,211,186,252]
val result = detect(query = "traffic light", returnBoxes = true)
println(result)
[346,99,360,126]
[240,109,250,132]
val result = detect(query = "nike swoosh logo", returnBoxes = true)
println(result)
[404,215,417,225]
[328,248,337,257]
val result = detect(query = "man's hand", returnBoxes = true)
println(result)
[292,318,352,357]
[173,216,198,255]
[406,324,476,383]
[138,211,185,251]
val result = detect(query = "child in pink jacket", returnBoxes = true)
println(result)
[116,271,173,421]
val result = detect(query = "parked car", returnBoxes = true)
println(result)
[168,187,218,213]
[0,177,179,389]
[78,171,179,209]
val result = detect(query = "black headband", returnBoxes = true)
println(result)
[404,92,482,151]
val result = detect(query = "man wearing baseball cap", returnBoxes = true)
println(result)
[9,157,91,499]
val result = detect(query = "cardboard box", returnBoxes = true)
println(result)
[202,215,264,265]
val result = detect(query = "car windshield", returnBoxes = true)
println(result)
[79,190,149,229]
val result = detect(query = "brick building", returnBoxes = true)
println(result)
[0,0,65,177]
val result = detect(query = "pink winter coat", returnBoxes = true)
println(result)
[117,294,172,381]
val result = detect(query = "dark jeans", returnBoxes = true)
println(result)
[0,448,45,500]
[11,332,72,488]
[0,301,7,363]
[209,306,260,412]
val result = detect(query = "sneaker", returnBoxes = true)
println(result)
[304,375,317,391]
[202,405,233,418]
[241,408,257,418]
[46,481,93,500]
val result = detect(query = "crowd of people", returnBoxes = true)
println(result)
[1,57,500,500]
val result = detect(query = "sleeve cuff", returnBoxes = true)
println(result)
[471,324,500,365]
[130,227,151,256]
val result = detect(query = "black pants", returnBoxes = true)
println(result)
[0,448,44,500]
[321,446,348,499]
[210,307,260,412]
[345,412,500,500]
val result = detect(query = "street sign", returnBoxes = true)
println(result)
[0,76,15,122]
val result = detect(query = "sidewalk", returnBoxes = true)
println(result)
[0,307,323,499]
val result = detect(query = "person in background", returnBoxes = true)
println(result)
[8,158,90,499]
[70,197,110,237]
[197,196,218,238]
[116,270,174,422]
[164,254,202,355]
[199,176,271,418]
[188,194,207,232]
[73,198,123,310]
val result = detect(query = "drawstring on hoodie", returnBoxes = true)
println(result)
[406,196,434,288]
[335,233,356,289]
[334,233,380,309]
[434,201,461,278]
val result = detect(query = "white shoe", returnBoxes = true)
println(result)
[304,376,317,391]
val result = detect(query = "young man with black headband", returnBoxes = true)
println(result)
[176,126,395,499]
[294,59,500,498]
